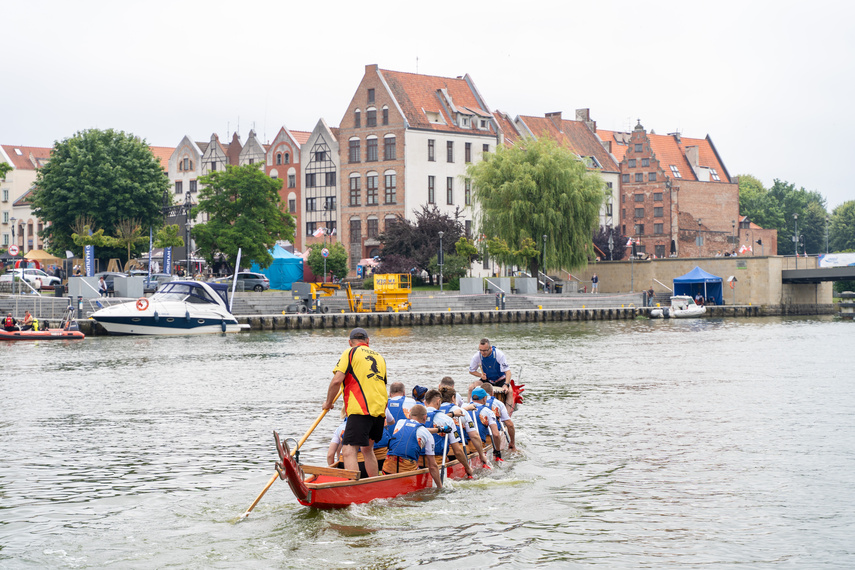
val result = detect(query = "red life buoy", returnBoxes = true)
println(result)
[729,281,734,289]
[136,298,149,311]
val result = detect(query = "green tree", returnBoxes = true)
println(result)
[307,241,349,281]
[830,201,855,252]
[105,218,149,264]
[428,252,469,287]
[467,137,604,275]
[766,179,827,254]
[32,129,169,257]
[153,224,185,249]
[455,236,479,276]
[0,162,12,180]
[193,164,295,270]
[737,174,784,232]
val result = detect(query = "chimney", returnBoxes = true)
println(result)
[545,111,563,132]
[366,63,378,74]
[575,108,596,131]
[669,132,681,144]
[685,146,699,167]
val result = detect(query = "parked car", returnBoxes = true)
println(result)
[0,268,61,288]
[212,272,270,292]
[142,273,175,293]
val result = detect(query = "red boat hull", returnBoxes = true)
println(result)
[276,435,476,509]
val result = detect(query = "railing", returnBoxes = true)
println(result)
[538,271,556,292]
[653,278,673,292]
[484,278,506,295]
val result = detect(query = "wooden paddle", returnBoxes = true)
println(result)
[440,433,450,486]
[240,389,342,519]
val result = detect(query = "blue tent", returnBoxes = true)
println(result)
[250,245,303,290]
[673,266,724,305]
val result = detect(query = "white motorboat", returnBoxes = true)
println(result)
[649,295,706,319]
[91,281,249,335]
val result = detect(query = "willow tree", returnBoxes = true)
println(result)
[467,137,604,275]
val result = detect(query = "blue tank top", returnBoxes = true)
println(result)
[388,419,424,462]
[425,410,449,454]
[473,403,491,442]
[480,346,503,382]
[485,396,505,433]
[440,402,467,444]
[386,395,409,437]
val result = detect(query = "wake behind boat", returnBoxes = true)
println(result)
[91,280,249,335]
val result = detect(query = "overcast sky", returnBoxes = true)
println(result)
[3,0,853,209]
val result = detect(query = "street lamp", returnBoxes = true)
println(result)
[608,229,614,261]
[793,213,798,269]
[826,215,830,254]
[731,219,736,253]
[10,216,15,247]
[438,231,444,293]
[542,234,547,292]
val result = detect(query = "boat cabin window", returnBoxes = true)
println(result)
[155,283,218,305]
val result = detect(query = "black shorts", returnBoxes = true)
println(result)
[342,414,386,447]
[486,378,506,388]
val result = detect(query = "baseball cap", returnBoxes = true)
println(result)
[349,327,369,340]
[471,387,488,400]
[412,385,428,401]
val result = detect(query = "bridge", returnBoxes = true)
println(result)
[782,266,855,284]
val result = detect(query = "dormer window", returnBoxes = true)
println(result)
[425,111,444,124]
[480,119,488,129]
[460,116,470,128]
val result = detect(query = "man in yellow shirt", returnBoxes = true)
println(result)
[323,328,388,477]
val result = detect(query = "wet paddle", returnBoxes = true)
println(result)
[240,389,342,519]
[440,433,449,485]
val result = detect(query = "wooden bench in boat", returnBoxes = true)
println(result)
[300,465,361,480]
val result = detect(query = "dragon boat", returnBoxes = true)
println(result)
[272,431,484,509]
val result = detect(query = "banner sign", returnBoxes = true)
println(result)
[164,247,172,274]
[819,253,855,268]
[84,245,95,277]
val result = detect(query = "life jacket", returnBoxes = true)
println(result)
[387,419,425,462]
[424,409,449,454]
[3,316,13,329]
[473,403,491,442]
[485,396,505,433]
[479,346,503,383]
[439,402,467,444]
[32,318,39,332]
[374,424,390,449]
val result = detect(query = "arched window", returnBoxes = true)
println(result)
[384,135,396,161]
[349,173,361,206]
[276,153,282,165]
[354,108,361,128]
[284,152,290,164]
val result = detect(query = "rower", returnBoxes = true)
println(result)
[470,387,503,462]
[439,376,465,408]
[425,389,474,478]
[385,382,415,437]
[328,409,390,477]
[482,383,516,450]
[412,385,428,405]
[438,385,490,467]
[383,404,444,488]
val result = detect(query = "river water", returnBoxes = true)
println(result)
[1,316,854,569]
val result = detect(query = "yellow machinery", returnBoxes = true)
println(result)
[288,282,341,313]
[345,273,412,313]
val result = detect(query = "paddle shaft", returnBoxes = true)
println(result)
[440,433,449,485]
[242,389,342,517]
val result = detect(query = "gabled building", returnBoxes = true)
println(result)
[339,64,499,272]
[168,136,204,200]
[509,108,621,231]
[597,122,742,258]
[239,129,267,167]
[1,145,51,252]
[266,126,311,250]
[301,119,340,252]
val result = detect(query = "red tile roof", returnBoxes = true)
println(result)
[380,69,492,134]
[492,111,522,146]
[597,129,729,182]
[148,146,174,171]
[292,130,312,145]
[517,114,619,173]
[1,145,52,170]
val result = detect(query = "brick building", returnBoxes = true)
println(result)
[338,64,498,272]
[265,126,311,250]
[598,121,762,258]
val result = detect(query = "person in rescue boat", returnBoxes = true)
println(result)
[383,404,445,488]
[323,327,388,478]
[385,382,416,437]
[424,389,474,478]
[327,408,390,477]
[438,385,490,467]
[3,313,18,332]
[469,338,512,387]
[470,387,504,462]
[481,382,516,450]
